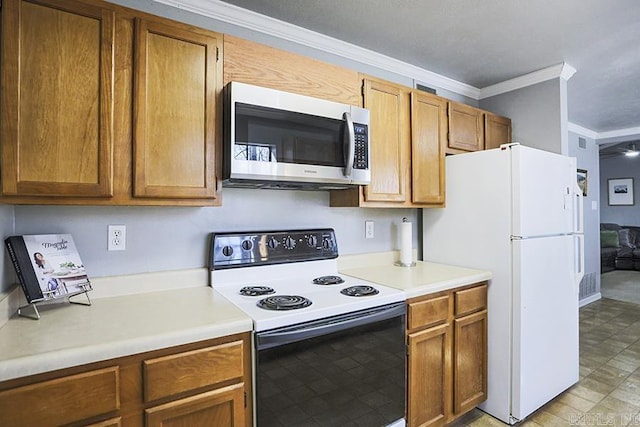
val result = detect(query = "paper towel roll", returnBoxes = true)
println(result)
[400,218,412,266]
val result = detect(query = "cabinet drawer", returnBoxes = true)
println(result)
[143,340,244,402]
[408,294,449,330]
[454,284,487,317]
[0,366,120,427]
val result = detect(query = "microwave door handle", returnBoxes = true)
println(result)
[343,112,355,179]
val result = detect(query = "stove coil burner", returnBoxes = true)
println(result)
[257,295,312,311]
[340,285,380,297]
[312,275,345,285]
[239,286,275,296]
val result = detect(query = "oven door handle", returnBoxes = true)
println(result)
[256,302,406,350]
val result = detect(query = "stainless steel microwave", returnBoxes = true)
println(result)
[223,82,371,190]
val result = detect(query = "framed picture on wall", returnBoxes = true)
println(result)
[608,178,634,206]
[577,169,587,197]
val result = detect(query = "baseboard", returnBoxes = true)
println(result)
[579,292,602,307]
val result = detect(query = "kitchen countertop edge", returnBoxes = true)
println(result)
[0,287,252,383]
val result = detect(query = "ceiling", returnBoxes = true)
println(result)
[217,0,640,145]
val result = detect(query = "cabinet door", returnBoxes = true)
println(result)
[448,102,484,152]
[134,18,221,199]
[453,309,488,416]
[0,366,120,427]
[362,79,409,202]
[145,383,245,427]
[407,323,451,427]
[484,113,512,150]
[411,92,447,204]
[1,0,114,197]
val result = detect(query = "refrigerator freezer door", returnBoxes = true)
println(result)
[511,235,579,421]
[511,146,576,237]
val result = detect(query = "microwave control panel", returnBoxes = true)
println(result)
[353,123,369,170]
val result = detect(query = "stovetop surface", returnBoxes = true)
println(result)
[212,259,405,331]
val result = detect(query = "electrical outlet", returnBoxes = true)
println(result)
[108,225,126,251]
[365,220,374,239]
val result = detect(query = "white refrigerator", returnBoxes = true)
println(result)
[423,144,584,424]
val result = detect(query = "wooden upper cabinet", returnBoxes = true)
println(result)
[223,35,360,105]
[484,112,512,150]
[447,102,484,153]
[362,78,409,203]
[411,91,447,205]
[1,0,114,197]
[133,18,221,199]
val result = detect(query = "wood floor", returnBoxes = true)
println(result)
[450,297,640,426]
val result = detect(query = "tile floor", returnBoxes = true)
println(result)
[450,297,640,426]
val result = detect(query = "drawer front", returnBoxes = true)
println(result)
[0,366,120,427]
[454,284,487,317]
[408,294,449,330]
[144,340,244,402]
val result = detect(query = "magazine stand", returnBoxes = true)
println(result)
[18,282,92,320]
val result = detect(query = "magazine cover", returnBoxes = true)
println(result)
[5,234,92,303]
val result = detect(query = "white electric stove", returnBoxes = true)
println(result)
[209,228,407,427]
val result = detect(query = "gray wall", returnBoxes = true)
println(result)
[568,132,600,300]
[0,164,417,292]
[600,155,640,225]
[480,79,565,154]
[8,191,417,287]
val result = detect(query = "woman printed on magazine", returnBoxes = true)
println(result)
[33,252,61,296]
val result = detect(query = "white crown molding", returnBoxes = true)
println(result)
[597,126,640,140]
[149,0,480,98]
[568,123,640,142]
[560,63,577,80]
[480,63,575,99]
[567,122,598,139]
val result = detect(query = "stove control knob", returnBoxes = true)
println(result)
[221,245,233,257]
[284,236,296,250]
[306,235,318,247]
[322,238,334,250]
[267,237,279,249]
[241,240,253,251]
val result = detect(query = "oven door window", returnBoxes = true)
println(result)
[234,103,346,167]
[256,315,405,427]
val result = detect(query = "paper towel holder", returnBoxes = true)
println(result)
[394,217,416,268]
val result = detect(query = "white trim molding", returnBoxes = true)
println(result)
[480,63,576,99]
[568,123,640,142]
[567,123,599,140]
[150,0,480,98]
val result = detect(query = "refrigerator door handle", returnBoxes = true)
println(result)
[574,184,584,234]
[574,234,585,290]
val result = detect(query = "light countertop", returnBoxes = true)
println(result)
[0,286,252,382]
[0,255,490,384]
[339,253,492,298]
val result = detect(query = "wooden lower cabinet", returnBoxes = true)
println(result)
[145,383,245,427]
[408,323,450,427]
[407,283,487,427]
[453,310,488,415]
[0,333,252,427]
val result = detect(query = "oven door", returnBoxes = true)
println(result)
[225,82,370,187]
[255,302,406,427]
